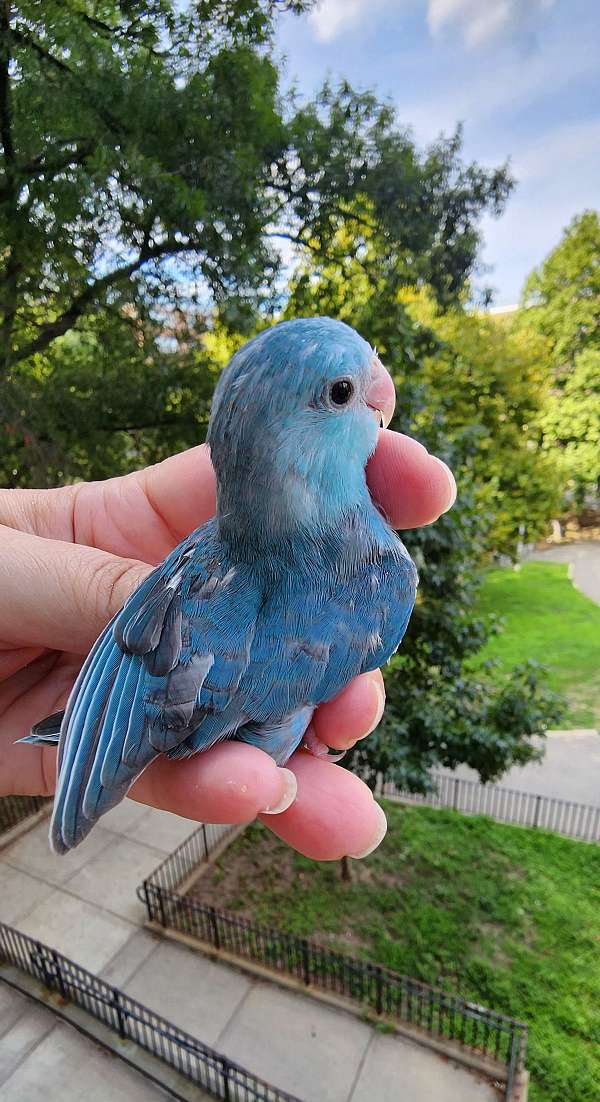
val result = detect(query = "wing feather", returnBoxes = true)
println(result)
[50,521,261,852]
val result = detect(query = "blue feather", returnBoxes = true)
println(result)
[29,317,418,852]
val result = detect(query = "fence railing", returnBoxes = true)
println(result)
[0,794,51,839]
[378,770,600,842]
[0,921,302,1102]
[138,822,528,1101]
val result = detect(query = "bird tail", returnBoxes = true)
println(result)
[50,628,158,854]
[18,711,65,745]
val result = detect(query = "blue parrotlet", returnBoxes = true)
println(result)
[24,317,418,853]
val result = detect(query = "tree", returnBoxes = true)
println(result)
[537,348,600,508]
[522,210,600,506]
[400,288,561,554]
[1,1,511,484]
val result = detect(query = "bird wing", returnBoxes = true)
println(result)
[171,540,416,768]
[232,545,418,733]
[50,521,262,853]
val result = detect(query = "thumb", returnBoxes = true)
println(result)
[0,524,152,655]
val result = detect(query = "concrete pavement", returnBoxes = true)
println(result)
[0,984,172,1101]
[454,728,600,805]
[526,540,600,606]
[0,803,501,1102]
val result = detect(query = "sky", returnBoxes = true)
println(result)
[275,0,600,308]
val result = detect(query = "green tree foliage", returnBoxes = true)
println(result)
[537,347,600,507]
[1,0,510,485]
[401,288,561,554]
[522,210,600,506]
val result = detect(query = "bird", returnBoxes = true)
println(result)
[22,317,418,853]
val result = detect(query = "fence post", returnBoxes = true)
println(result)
[112,987,127,1039]
[51,949,68,1001]
[453,776,460,810]
[157,886,168,928]
[141,879,151,921]
[301,939,310,986]
[202,823,208,860]
[221,1055,232,1102]
[374,965,383,1016]
[208,906,221,950]
[533,794,542,829]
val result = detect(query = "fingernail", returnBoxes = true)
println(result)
[261,768,298,815]
[358,679,386,740]
[431,456,457,512]
[348,801,388,859]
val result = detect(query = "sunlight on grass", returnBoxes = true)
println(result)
[472,562,600,727]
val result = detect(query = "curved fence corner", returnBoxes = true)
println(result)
[139,820,528,1102]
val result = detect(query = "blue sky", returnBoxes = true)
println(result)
[275,0,600,307]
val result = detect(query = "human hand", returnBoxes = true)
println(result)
[0,434,455,859]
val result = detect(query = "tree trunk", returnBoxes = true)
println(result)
[340,855,353,882]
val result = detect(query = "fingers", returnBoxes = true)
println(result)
[5,735,386,861]
[259,751,387,860]
[313,670,385,751]
[0,525,151,653]
[136,744,388,861]
[366,429,456,528]
[0,445,216,563]
[130,742,297,821]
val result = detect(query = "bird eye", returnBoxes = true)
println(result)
[329,379,354,407]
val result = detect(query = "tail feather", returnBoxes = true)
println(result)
[18,710,65,745]
[49,627,157,855]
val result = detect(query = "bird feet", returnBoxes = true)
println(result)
[301,726,346,763]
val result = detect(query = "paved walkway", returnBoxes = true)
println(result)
[0,983,172,1101]
[525,540,600,606]
[0,804,500,1102]
[455,728,600,804]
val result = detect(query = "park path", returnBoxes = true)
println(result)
[525,539,600,606]
[0,804,500,1102]
[454,729,600,804]
[0,983,174,1102]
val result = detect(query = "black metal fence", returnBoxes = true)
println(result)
[139,823,528,1101]
[0,794,50,839]
[0,921,302,1102]
[378,770,600,842]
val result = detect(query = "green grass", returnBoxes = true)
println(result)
[472,562,600,727]
[190,805,600,1102]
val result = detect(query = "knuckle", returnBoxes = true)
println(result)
[88,556,148,623]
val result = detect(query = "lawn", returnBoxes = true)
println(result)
[472,561,600,727]
[189,804,600,1102]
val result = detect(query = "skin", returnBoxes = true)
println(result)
[0,431,455,860]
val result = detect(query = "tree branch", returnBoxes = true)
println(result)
[0,1,21,372]
[12,238,198,364]
[11,26,131,142]
[0,139,98,203]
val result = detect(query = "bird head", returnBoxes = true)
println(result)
[207,317,396,547]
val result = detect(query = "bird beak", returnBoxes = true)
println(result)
[366,355,396,429]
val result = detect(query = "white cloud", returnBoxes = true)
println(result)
[480,118,600,305]
[398,25,598,144]
[309,0,555,45]
[428,0,556,48]
[309,0,389,42]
